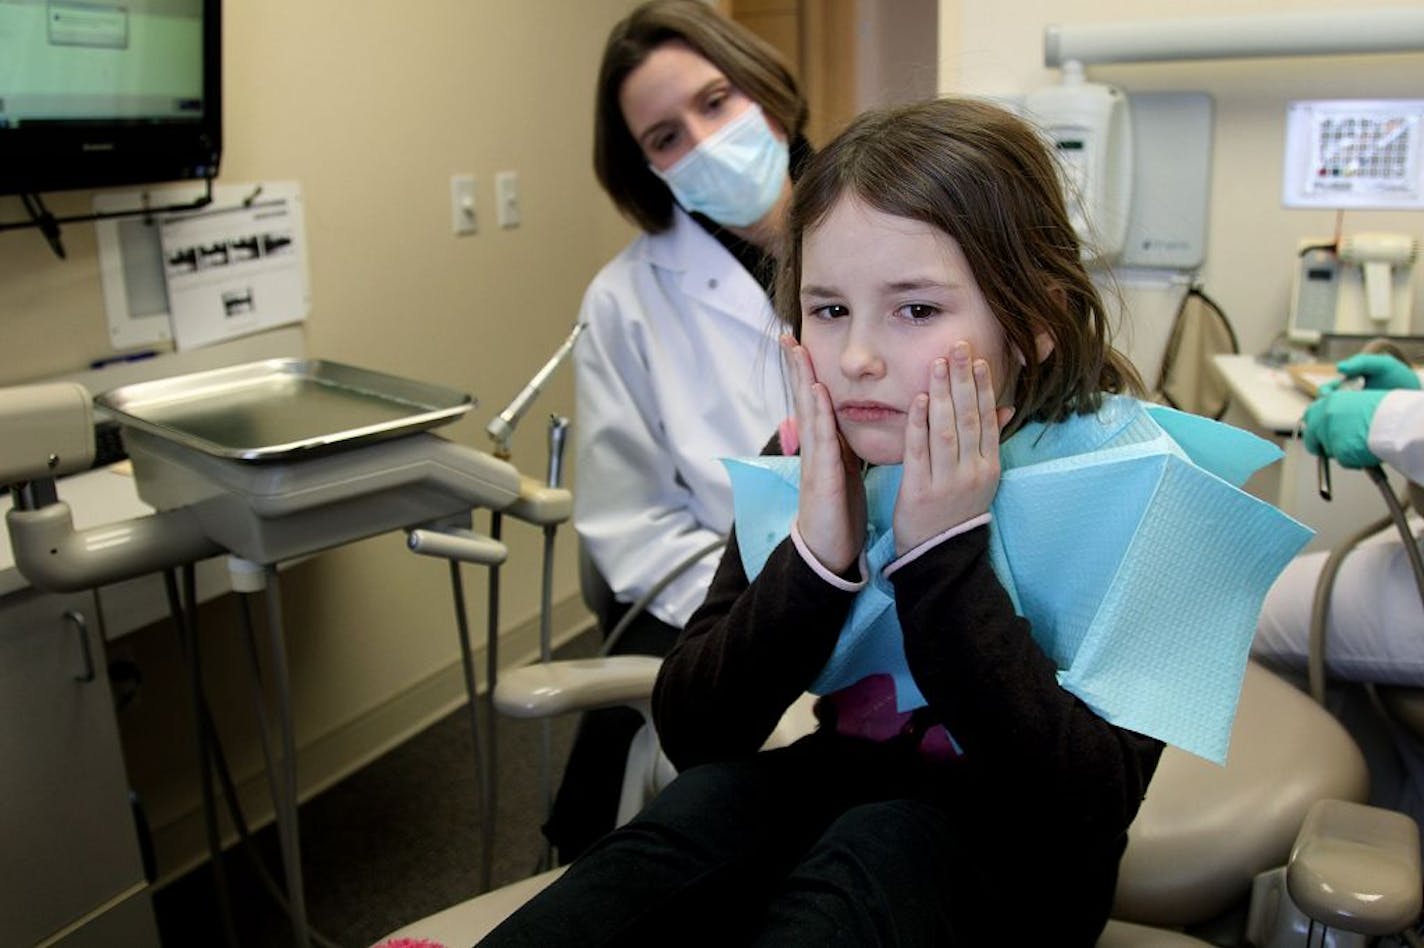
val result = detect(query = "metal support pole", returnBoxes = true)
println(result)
[262,566,310,948]
[448,558,493,893]
[483,509,504,889]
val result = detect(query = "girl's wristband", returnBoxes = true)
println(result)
[790,520,867,591]
[884,513,992,579]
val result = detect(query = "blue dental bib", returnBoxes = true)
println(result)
[723,396,1311,764]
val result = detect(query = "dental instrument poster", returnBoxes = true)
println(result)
[158,183,311,351]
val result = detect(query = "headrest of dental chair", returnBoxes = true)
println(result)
[1111,662,1369,928]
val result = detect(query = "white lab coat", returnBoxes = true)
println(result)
[1255,389,1424,685]
[574,207,789,628]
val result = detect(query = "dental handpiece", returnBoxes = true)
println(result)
[547,415,570,488]
[486,322,587,450]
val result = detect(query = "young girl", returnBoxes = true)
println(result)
[478,97,1261,947]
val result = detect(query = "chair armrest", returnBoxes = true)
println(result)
[492,655,662,719]
[1286,798,1422,936]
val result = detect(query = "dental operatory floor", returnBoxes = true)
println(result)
[152,629,598,948]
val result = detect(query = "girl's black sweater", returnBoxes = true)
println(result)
[652,456,1164,944]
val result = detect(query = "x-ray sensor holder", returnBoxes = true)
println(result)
[1340,234,1418,323]
[1289,234,1419,343]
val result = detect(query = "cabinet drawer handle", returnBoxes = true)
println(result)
[65,610,95,683]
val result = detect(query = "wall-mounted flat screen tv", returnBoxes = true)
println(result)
[0,0,221,196]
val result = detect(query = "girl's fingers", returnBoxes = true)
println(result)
[784,335,863,571]
[782,335,810,420]
[924,344,1003,475]
[926,356,953,475]
[788,335,841,494]
[812,380,837,456]
[974,359,1000,458]
[948,343,980,463]
[782,335,808,403]
[896,343,1006,554]
[904,391,930,474]
[783,335,821,464]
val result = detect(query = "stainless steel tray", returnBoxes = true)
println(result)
[94,359,474,462]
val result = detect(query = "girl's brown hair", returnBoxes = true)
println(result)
[775,97,1142,434]
[594,0,808,234]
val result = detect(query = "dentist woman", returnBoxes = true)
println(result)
[547,0,811,862]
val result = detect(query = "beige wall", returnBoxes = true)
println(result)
[937,0,1424,360]
[1,0,639,881]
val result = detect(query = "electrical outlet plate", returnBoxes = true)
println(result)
[495,171,520,229]
[451,174,477,235]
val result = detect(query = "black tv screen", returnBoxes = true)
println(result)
[0,0,221,196]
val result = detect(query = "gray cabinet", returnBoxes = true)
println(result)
[0,588,157,946]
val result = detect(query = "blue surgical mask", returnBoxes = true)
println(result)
[652,104,789,229]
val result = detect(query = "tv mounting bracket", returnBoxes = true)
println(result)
[0,177,215,260]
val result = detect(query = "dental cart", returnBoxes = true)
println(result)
[3,358,552,948]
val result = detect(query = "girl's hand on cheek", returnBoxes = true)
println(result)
[782,334,866,573]
[894,342,1010,557]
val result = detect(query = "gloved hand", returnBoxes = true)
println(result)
[1319,353,1422,394]
[1302,388,1388,468]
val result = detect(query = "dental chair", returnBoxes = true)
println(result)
[1311,477,1424,773]
[378,652,1422,947]
[1382,690,1424,745]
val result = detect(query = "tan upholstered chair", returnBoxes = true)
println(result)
[376,659,1422,947]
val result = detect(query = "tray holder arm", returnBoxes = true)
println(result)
[2,381,222,593]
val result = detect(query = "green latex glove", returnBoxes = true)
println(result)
[1334,353,1421,391]
[1302,388,1388,468]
